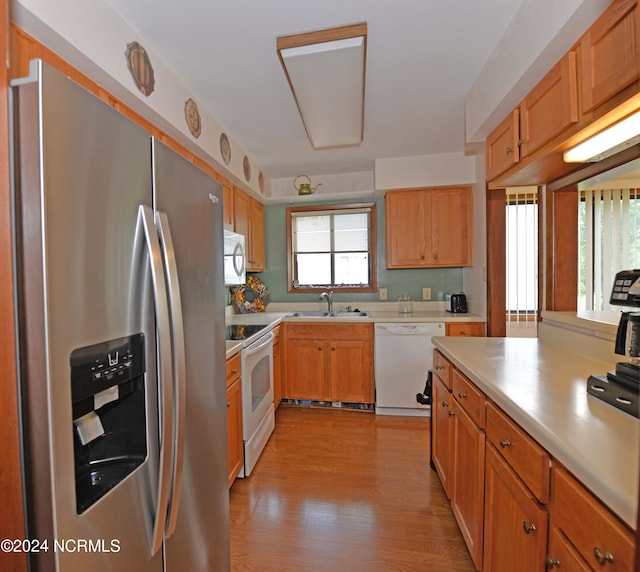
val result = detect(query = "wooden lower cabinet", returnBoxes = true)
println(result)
[432,373,454,499]
[550,466,635,571]
[226,354,243,487]
[546,527,591,571]
[284,323,373,404]
[450,399,485,570]
[483,443,549,571]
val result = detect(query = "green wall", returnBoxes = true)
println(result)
[253,198,463,304]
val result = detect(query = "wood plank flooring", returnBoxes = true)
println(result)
[229,406,474,571]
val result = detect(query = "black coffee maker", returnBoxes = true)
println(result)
[587,269,640,417]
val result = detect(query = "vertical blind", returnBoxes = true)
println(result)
[579,188,640,311]
[505,189,538,325]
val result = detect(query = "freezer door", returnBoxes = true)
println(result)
[151,139,230,570]
[12,61,162,571]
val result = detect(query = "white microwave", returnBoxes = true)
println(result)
[223,230,246,286]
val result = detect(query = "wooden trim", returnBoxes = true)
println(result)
[276,22,367,51]
[1,3,28,571]
[286,202,377,294]
[486,187,506,337]
[545,186,578,311]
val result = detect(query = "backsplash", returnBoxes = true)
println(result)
[252,198,464,304]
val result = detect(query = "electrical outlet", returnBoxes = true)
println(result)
[422,287,431,300]
[379,288,388,301]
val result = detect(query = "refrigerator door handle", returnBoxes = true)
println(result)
[139,205,175,555]
[156,211,187,538]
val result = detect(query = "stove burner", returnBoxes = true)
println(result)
[225,324,268,341]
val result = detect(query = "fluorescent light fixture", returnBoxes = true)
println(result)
[277,23,367,149]
[564,110,640,162]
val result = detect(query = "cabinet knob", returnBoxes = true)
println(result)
[523,521,536,534]
[506,146,514,154]
[331,347,335,351]
[448,410,456,416]
[441,401,448,408]
[593,547,614,565]
[545,554,560,569]
[231,368,238,374]
[318,346,322,351]
[458,392,467,398]
[499,438,512,448]
[460,331,468,336]
[518,138,527,146]
[227,402,230,408]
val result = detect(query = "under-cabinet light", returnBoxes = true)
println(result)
[564,110,640,162]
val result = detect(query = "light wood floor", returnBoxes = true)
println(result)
[229,406,474,571]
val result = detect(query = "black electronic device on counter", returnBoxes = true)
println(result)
[587,270,640,417]
[445,292,468,313]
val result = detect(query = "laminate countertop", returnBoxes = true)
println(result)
[432,336,639,529]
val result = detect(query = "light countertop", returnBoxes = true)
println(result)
[432,336,639,529]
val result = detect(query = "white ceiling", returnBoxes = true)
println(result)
[105,0,530,179]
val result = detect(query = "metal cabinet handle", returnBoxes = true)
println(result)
[506,146,514,154]
[518,139,527,146]
[523,521,536,534]
[448,410,456,416]
[594,547,614,565]
[499,438,512,448]
[458,392,467,398]
[227,402,230,408]
[545,554,560,568]
[231,368,238,375]
[460,331,468,335]
[441,401,448,408]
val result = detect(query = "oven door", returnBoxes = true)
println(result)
[240,331,274,440]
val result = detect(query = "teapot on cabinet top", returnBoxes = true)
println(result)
[294,174,322,196]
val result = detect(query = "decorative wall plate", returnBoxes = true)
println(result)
[184,98,201,138]
[220,133,231,165]
[258,171,265,194]
[125,41,155,96]
[243,155,251,182]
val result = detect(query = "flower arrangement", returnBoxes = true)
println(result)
[230,275,271,313]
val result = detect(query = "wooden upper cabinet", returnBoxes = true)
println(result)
[430,187,472,266]
[220,177,234,231]
[519,51,578,159]
[233,187,265,272]
[580,0,640,115]
[249,198,265,272]
[487,109,519,180]
[385,187,472,268]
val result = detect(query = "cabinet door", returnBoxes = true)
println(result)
[547,526,591,572]
[487,109,519,180]
[385,190,429,268]
[284,339,329,401]
[249,198,265,271]
[580,0,640,115]
[233,186,250,246]
[329,340,373,403]
[451,401,485,570]
[483,444,548,572]
[430,187,472,266]
[221,178,234,231]
[520,52,578,159]
[432,375,454,499]
[226,379,243,487]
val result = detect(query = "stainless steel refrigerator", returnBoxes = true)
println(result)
[10,60,230,571]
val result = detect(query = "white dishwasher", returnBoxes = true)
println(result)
[374,322,445,416]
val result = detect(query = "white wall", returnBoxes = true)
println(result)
[11,0,267,199]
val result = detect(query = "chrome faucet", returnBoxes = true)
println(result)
[319,289,334,314]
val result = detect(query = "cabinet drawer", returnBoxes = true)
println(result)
[452,369,485,429]
[486,402,550,503]
[285,322,372,341]
[226,353,241,388]
[445,322,485,337]
[433,349,452,390]
[551,467,635,571]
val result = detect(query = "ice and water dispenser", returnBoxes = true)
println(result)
[70,333,147,513]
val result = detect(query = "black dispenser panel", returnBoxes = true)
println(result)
[70,334,147,514]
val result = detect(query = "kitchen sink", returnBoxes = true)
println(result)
[289,310,370,318]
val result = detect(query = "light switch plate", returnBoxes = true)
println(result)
[379,288,388,301]
[422,288,431,300]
